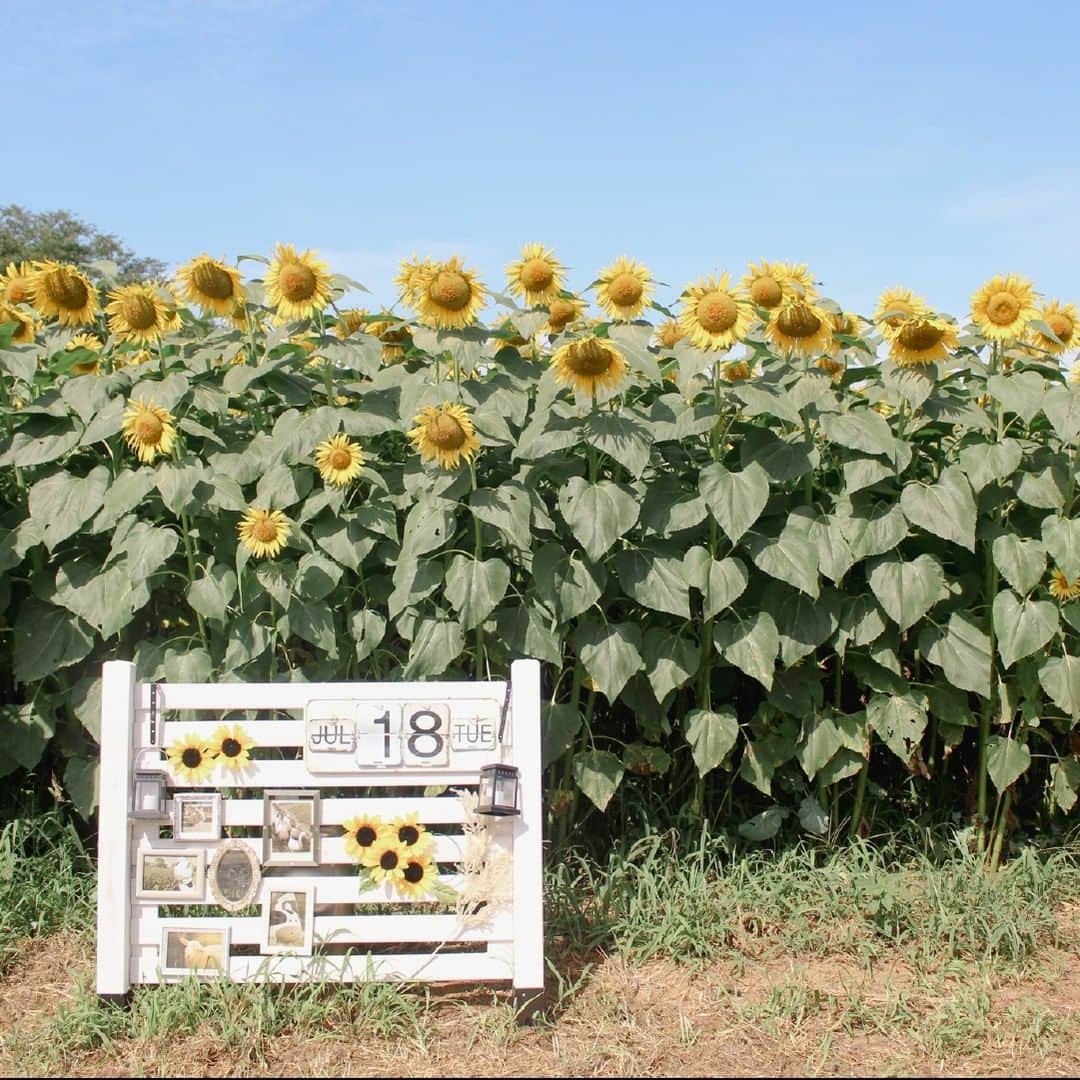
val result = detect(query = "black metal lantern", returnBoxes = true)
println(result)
[132,769,168,820]
[476,763,521,816]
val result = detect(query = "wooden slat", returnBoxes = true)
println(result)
[214,796,470,827]
[131,833,468,864]
[160,760,495,788]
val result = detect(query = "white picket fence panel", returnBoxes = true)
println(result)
[95,659,543,1004]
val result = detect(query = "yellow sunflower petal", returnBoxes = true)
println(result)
[210,724,254,771]
[595,256,653,322]
[29,261,99,326]
[264,243,333,321]
[342,815,386,865]
[176,255,245,317]
[766,296,836,357]
[237,506,290,559]
[407,255,487,330]
[394,853,439,899]
[166,735,217,783]
[121,398,177,464]
[407,402,481,470]
[550,335,630,397]
[314,433,364,487]
[677,273,752,352]
[971,274,1039,343]
[1027,300,1079,356]
[105,282,168,344]
[888,315,958,368]
[505,243,565,307]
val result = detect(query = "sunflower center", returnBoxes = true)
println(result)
[5,281,29,304]
[329,447,353,470]
[221,738,242,758]
[428,413,467,450]
[987,291,1021,326]
[1047,314,1074,343]
[776,303,822,338]
[750,276,783,308]
[429,271,471,311]
[253,517,279,542]
[43,269,89,311]
[398,825,420,845]
[520,258,554,292]
[192,262,235,301]
[181,748,202,768]
[723,361,752,382]
[696,292,739,333]
[403,861,424,884]
[567,339,614,376]
[380,850,399,871]
[356,826,377,846]
[120,294,158,330]
[280,262,317,302]
[134,413,164,445]
[608,273,643,308]
[897,320,945,351]
[548,299,576,331]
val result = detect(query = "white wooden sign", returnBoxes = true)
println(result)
[95,659,544,1013]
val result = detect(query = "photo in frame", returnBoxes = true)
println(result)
[160,927,229,976]
[262,790,320,866]
[260,883,315,956]
[207,840,262,912]
[135,848,206,902]
[173,792,222,841]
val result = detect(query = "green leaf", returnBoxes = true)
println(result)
[820,410,895,456]
[163,646,212,683]
[64,758,99,820]
[310,516,375,572]
[28,466,110,551]
[557,478,639,562]
[187,563,237,624]
[623,743,672,777]
[843,456,893,494]
[699,461,769,544]
[93,468,157,533]
[992,590,1059,669]
[400,618,462,678]
[542,703,581,768]
[572,750,624,812]
[612,548,690,617]
[920,612,993,698]
[866,691,929,763]
[959,439,1022,493]
[1016,458,1068,510]
[683,707,739,777]
[733,383,802,425]
[867,553,946,632]
[899,466,976,551]
[1038,653,1080,719]
[740,428,816,482]
[400,494,456,562]
[109,520,179,581]
[702,556,749,619]
[796,709,865,781]
[79,396,125,447]
[738,806,787,842]
[1050,759,1080,813]
[838,594,888,649]
[533,543,606,623]
[469,482,533,551]
[837,498,908,560]
[254,560,293,606]
[739,717,799,796]
[223,612,273,671]
[13,599,94,685]
[53,557,148,637]
[283,600,338,656]
[767,585,840,666]
[157,460,213,516]
[643,627,700,701]
[798,795,829,837]
[1,418,81,467]
[1041,515,1080,581]
[985,735,1031,793]
[69,673,102,742]
[988,371,1047,424]
[585,411,652,478]
[574,620,645,703]
[714,611,779,691]
[785,509,854,584]
[1042,386,1080,443]
[295,552,343,603]
[445,555,510,631]
[745,530,820,598]
[494,604,562,666]
[992,534,1047,595]
[349,609,386,663]
[0,702,56,772]
[639,475,707,536]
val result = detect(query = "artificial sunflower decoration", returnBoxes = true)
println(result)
[889,314,958,368]
[166,734,217,783]
[505,243,565,307]
[595,256,653,321]
[0,304,37,345]
[971,274,1039,343]
[678,273,752,352]
[1049,568,1080,602]
[29,260,98,326]
[409,255,487,330]
[264,243,333,321]
[408,402,481,470]
[544,295,587,334]
[394,255,437,305]
[391,812,435,857]
[367,834,406,886]
[551,334,630,397]
[655,319,685,350]
[741,260,817,309]
[766,295,835,357]
[176,254,245,316]
[1028,300,1078,355]
[237,506,290,559]
[395,853,440,899]
[209,724,254,771]
[66,333,103,374]
[873,287,929,335]
[121,398,177,464]
[342,814,386,865]
[314,433,364,487]
[0,261,34,306]
[105,282,168,344]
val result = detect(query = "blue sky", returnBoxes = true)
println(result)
[7,0,1080,321]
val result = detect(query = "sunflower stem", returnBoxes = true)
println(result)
[469,460,486,681]
[847,732,872,841]
[179,511,209,653]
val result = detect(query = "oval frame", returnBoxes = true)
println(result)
[207,839,262,913]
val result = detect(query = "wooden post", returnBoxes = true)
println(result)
[96,660,136,1000]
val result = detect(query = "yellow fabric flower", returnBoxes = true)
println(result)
[889,315,958,368]
[409,255,487,330]
[544,295,587,334]
[551,335,630,397]
[766,296,836,357]
[595,256,653,321]
[741,260,817,310]
[0,304,38,345]
[166,734,217,783]
[264,243,333,321]
[121,398,176,463]
[0,261,34,306]
[678,273,752,352]
[408,402,481,470]
[971,274,1039,343]
[1028,300,1078,356]
[237,507,291,559]
[367,834,407,886]
[210,724,254,771]
[1049,568,1080,602]
[343,815,386,866]
[314,433,364,487]
[394,853,439,899]
[176,255,245,317]
[390,813,434,858]
[505,243,565,306]
[106,283,168,344]
[29,261,99,325]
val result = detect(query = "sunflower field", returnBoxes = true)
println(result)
[1,247,1079,862]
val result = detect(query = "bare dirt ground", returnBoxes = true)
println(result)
[2,909,1078,1077]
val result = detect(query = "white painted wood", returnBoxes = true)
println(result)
[128,833,467,864]
[152,681,506,711]
[96,661,137,996]
[212,796,470,827]
[161,760,498,788]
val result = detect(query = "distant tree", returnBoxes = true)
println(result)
[0,204,166,283]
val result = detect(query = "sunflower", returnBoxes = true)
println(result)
[505,243,565,306]
[816,356,845,381]
[367,834,407,886]
[176,254,245,316]
[394,853,439,899]
[342,814,386,865]
[121,398,177,463]
[0,261,34,306]
[237,507,290,559]
[207,724,254,772]
[721,359,753,382]
[831,310,864,345]
[408,402,481,470]
[66,333,103,374]
[410,255,487,330]
[166,734,217,783]
[741,260,817,310]
[655,319,685,350]
[334,308,370,339]
[160,291,183,334]
[29,261,99,325]
[314,433,364,487]
[391,813,435,857]
[971,274,1039,343]
[551,335,630,397]
[889,314,958,368]
[1028,300,1078,355]
[678,273,752,352]
[1049,568,1080,602]
[595,256,653,321]
[873,287,929,336]
[544,295,587,334]
[105,282,167,344]
[0,303,37,345]
[229,298,253,332]
[264,243,333,321]
[394,255,437,305]
[766,295,836,357]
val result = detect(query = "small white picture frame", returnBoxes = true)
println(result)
[263,790,320,867]
[261,882,315,956]
[208,840,262,913]
[136,848,206,902]
[173,792,222,841]
[160,927,229,977]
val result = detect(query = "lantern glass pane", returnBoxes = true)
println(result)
[495,772,517,810]
[477,772,495,811]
